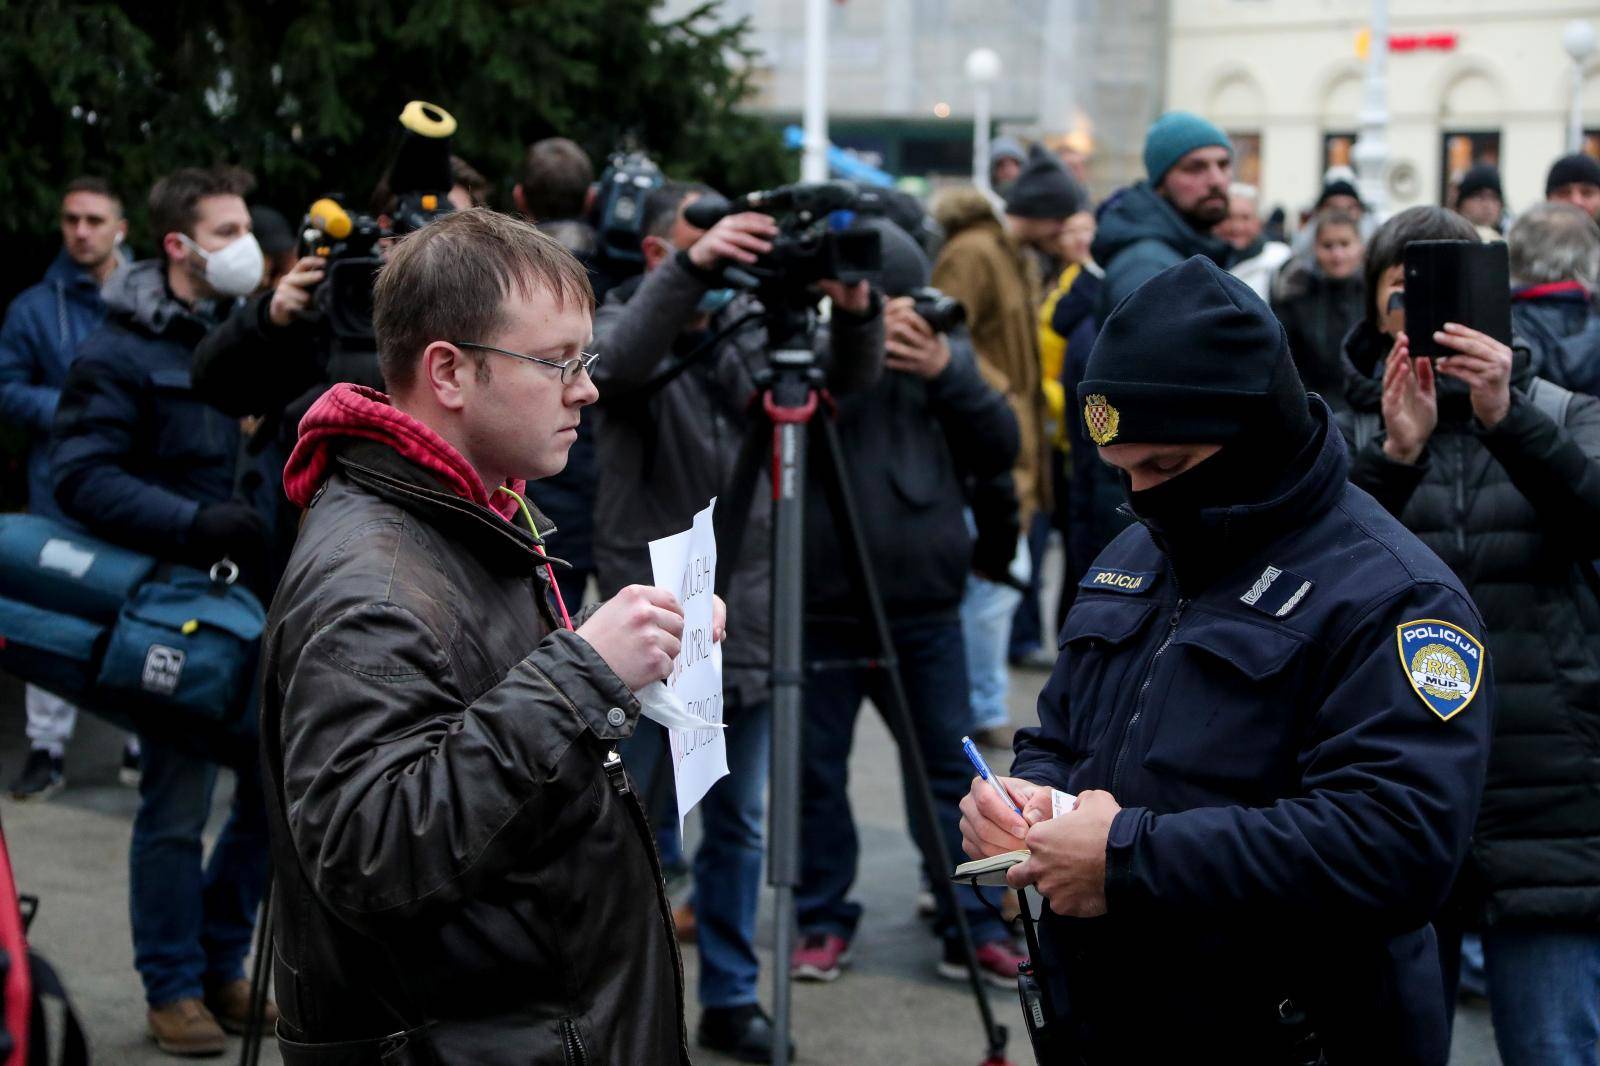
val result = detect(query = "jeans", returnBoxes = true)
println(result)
[623,697,771,1010]
[1008,513,1053,659]
[798,618,1008,948]
[129,736,270,1007]
[1482,925,1600,1066]
[961,574,1024,733]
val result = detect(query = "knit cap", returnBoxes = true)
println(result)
[1143,112,1232,184]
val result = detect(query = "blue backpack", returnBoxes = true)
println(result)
[0,514,264,765]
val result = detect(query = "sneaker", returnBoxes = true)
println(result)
[697,1003,793,1064]
[120,740,143,787]
[790,932,851,982]
[8,749,64,801]
[147,997,226,1056]
[203,977,278,1036]
[938,938,1028,990]
[915,888,938,920]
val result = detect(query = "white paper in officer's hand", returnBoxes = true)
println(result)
[648,498,727,829]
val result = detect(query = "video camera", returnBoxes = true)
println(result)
[297,101,457,349]
[595,150,664,267]
[683,180,882,305]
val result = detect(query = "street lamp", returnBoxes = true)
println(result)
[966,47,1001,190]
[801,0,830,182]
[1564,20,1596,154]
[1351,0,1391,217]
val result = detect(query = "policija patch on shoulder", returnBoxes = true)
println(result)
[1397,619,1485,721]
[1079,567,1159,595]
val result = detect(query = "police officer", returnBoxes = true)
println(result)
[959,256,1493,1064]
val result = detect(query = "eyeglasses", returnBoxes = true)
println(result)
[453,341,600,385]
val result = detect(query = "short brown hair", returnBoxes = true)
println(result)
[373,207,595,393]
[63,176,122,213]
[148,165,254,247]
[450,155,492,207]
[519,138,593,221]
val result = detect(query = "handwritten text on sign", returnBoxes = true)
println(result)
[648,498,727,826]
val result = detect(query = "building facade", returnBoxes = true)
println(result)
[1167,0,1600,218]
[662,0,1170,196]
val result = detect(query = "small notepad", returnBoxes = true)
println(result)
[952,849,1029,886]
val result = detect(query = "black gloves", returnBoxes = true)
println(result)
[190,501,268,568]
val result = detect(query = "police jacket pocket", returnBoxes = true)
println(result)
[1143,618,1307,792]
[1058,598,1158,756]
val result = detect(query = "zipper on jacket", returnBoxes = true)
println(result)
[560,1017,590,1066]
[1453,437,1468,558]
[603,747,692,1060]
[1109,599,1188,795]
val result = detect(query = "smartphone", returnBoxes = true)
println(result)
[1402,240,1512,359]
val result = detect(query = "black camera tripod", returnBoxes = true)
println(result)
[713,299,1013,1066]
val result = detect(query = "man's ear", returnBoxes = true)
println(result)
[641,235,672,272]
[420,341,470,411]
[512,184,529,217]
[161,231,190,264]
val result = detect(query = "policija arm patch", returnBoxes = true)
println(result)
[1397,619,1485,720]
[1079,567,1159,595]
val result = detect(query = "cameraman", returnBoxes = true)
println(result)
[792,217,1026,987]
[590,181,882,1062]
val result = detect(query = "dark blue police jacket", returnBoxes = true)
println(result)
[1012,403,1492,1065]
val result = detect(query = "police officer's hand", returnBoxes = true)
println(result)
[1380,332,1438,465]
[883,296,951,379]
[1433,322,1513,428]
[268,256,327,327]
[687,212,777,270]
[1007,789,1122,918]
[575,585,685,693]
[960,775,1045,858]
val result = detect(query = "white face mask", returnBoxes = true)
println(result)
[180,232,264,297]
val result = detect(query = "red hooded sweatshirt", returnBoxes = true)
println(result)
[283,383,525,522]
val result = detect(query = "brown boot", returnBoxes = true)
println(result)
[147,997,226,1056]
[203,978,279,1036]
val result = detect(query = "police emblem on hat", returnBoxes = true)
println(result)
[1084,394,1120,446]
[1396,619,1485,721]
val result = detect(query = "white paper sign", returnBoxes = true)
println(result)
[647,498,727,827]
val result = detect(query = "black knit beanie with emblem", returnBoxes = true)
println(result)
[1078,255,1314,454]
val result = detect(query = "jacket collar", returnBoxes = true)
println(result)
[101,259,218,343]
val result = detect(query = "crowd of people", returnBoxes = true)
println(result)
[0,102,1598,1065]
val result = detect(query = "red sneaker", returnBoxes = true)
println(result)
[790,932,851,982]
[938,938,1027,989]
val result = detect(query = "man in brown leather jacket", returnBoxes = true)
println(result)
[260,208,705,1064]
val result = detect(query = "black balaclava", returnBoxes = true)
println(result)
[1078,256,1319,574]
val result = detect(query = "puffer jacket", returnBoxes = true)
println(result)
[50,260,240,561]
[1090,182,1233,318]
[262,384,686,1065]
[589,250,883,707]
[931,187,1052,524]
[0,249,114,519]
[1510,281,1600,398]
[1341,322,1600,926]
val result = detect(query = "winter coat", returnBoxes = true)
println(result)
[1271,263,1365,412]
[1228,236,1292,302]
[1340,322,1600,927]
[931,188,1052,525]
[0,249,113,519]
[1013,404,1492,1063]
[262,385,686,1065]
[1510,282,1600,398]
[589,250,883,706]
[804,331,1018,621]
[50,260,240,562]
[1091,182,1234,318]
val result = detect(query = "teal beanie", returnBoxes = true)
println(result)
[1143,112,1233,184]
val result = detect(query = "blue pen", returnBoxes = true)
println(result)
[961,735,1023,816]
